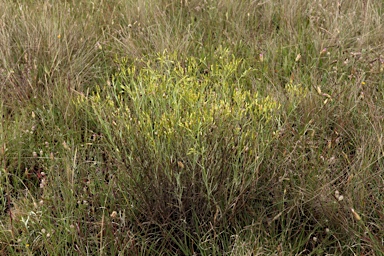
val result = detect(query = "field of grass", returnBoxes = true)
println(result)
[1,0,384,255]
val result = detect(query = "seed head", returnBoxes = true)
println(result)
[351,208,362,221]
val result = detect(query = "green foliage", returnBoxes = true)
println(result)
[74,50,279,253]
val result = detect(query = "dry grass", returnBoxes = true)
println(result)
[1,0,383,254]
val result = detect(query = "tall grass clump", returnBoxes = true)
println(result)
[75,49,280,254]
[1,0,384,254]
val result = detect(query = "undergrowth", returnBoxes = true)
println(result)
[1,0,384,255]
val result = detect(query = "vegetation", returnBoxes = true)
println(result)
[1,0,383,254]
